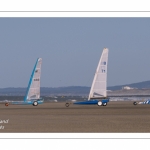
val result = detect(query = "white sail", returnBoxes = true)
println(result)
[24,58,42,101]
[88,48,108,100]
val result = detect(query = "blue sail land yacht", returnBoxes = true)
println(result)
[5,58,44,106]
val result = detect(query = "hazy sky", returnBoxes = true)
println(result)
[0,18,150,88]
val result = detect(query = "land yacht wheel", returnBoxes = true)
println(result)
[33,101,38,106]
[5,103,9,106]
[102,102,107,106]
[65,103,70,107]
[97,101,102,106]
[133,102,137,105]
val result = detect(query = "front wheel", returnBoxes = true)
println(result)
[133,102,137,105]
[65,103,70,107]
[33,101,38,106]
[5,103,9,106]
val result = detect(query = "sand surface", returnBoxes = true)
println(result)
[0,101,150,133]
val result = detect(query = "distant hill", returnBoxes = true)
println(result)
[0,86,90,96]
[0,80,150,96]
[108,80,150,90]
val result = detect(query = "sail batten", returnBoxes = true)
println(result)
[88,48,108,100]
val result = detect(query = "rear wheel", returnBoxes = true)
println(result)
[5,103,9,106]
[65,103,70,107]
[97,101,102,106]
[133,102,137,105]
[102,102,107,106]
[33,101,38,106]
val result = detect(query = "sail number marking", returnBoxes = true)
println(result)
[102,69,105,73]
[34,79,40,81]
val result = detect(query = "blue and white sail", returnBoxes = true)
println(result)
[88,48,108,100]
[24,58,42,101]
[4,58,43,106]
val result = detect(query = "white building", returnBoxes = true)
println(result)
[122,86,134,90]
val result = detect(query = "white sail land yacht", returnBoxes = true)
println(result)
[65,48,109,107]
[5,58,44,106]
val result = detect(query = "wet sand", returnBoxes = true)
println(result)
[0,101,150,132]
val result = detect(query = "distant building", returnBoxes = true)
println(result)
[107,90,112,92]
[71,100,77,102]
[122,86,134,90]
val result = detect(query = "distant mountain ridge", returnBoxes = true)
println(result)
[0,80,150,96]
[107,80,150,90]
